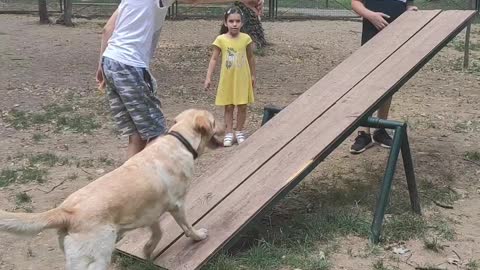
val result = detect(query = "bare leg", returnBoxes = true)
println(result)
[143,223,162,260]
[169,203,208,241]
[377,97,392,120]
[127,132,146,159]
[236,104,247,131]
[224,105,234,134]
[359,97,392,134]
[57,229,67,254]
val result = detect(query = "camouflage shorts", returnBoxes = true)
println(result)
[102,57,167,141]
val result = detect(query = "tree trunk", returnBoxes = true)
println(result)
[38,0,51,24]
[64,0,73,27]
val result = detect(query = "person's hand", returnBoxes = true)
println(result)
[96,65,106,92]
[407,5,418,11]
[366,11,390,30]
[204,79,211,91]
[251,76,256,88]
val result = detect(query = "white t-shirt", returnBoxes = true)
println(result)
[103,0,174,68]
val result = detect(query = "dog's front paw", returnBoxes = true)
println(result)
[191,228,208,241]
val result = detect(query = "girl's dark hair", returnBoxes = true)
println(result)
[219,7,244,34]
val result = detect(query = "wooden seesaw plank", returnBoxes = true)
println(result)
[116,10,441,260]
[154,10,476,270]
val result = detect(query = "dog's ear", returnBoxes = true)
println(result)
[194,114,212,135]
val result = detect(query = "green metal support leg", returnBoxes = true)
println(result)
[360,117,421,243]
[401,128,421,215]
[261,105,283,126]
[261,107,421,244]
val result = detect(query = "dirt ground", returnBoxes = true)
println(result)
[0,14,479,270]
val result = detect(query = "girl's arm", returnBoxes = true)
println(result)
[351,0,390,30]
[246,43,256,88]
[96,8,119,91]
[205,46,221,90]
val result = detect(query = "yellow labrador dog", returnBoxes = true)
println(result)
[0,109,222,270]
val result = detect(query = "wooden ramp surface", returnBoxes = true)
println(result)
[117,10,476,270]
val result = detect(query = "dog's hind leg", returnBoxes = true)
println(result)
[169,203,208,241]
[143,222,162,260]
[64,225,117,270]
[58,228,67,254]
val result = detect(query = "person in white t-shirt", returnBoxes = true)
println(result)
[95,0,203,159]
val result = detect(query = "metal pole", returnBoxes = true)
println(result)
[269,0,273,18]
[261,106,283,126]
[275,0,278,19]
[463,23,471,69]
[370,126,404,243]
[463,0,475,69]
[401,128,421,215]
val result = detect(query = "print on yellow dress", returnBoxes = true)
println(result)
[213,33,254,106]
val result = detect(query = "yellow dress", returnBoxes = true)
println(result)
[213,33,254,106]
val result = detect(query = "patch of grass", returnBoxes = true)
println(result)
[15,192,32,204]
[423,237,443,252]
[465,151,480,161]
[20,167,47,184]
[451,39,480,52]
[55,114,100,134]
[29,153,60,167]
[372,260,397,270]
[98,155,115,166]
[359,244,383,258]
[254,47,266,57]
[454,120,480,133]
[0,169,19,187]
[76,158,96,168]
[67,173,78,180]
[5,110,31,129]
[420,181,460,207]
[28,152,70,167]
[205,244,330,270]
[0,166,47,187]
[32,133,48,143]
[2,103,100,134]
[0,152,73,187]
[31,104,74,124]
[466,260,480,270]
[204,253,243,270]
[114,253,159,270]
[429,215,456,241]
[383,213,427,242]
[416,264,446,270]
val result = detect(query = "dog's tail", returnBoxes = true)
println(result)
[0,208,70,235]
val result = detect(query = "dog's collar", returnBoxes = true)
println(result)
[167,131,198,160]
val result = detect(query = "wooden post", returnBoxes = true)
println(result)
[64,0,73,26]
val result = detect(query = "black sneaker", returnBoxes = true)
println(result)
[373,128,393,148]
[350,131,373,154]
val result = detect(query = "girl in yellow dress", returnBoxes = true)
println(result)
[204,7,256,147]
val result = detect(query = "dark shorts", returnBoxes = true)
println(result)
[361,0,407,45]
[102,57,167,141]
